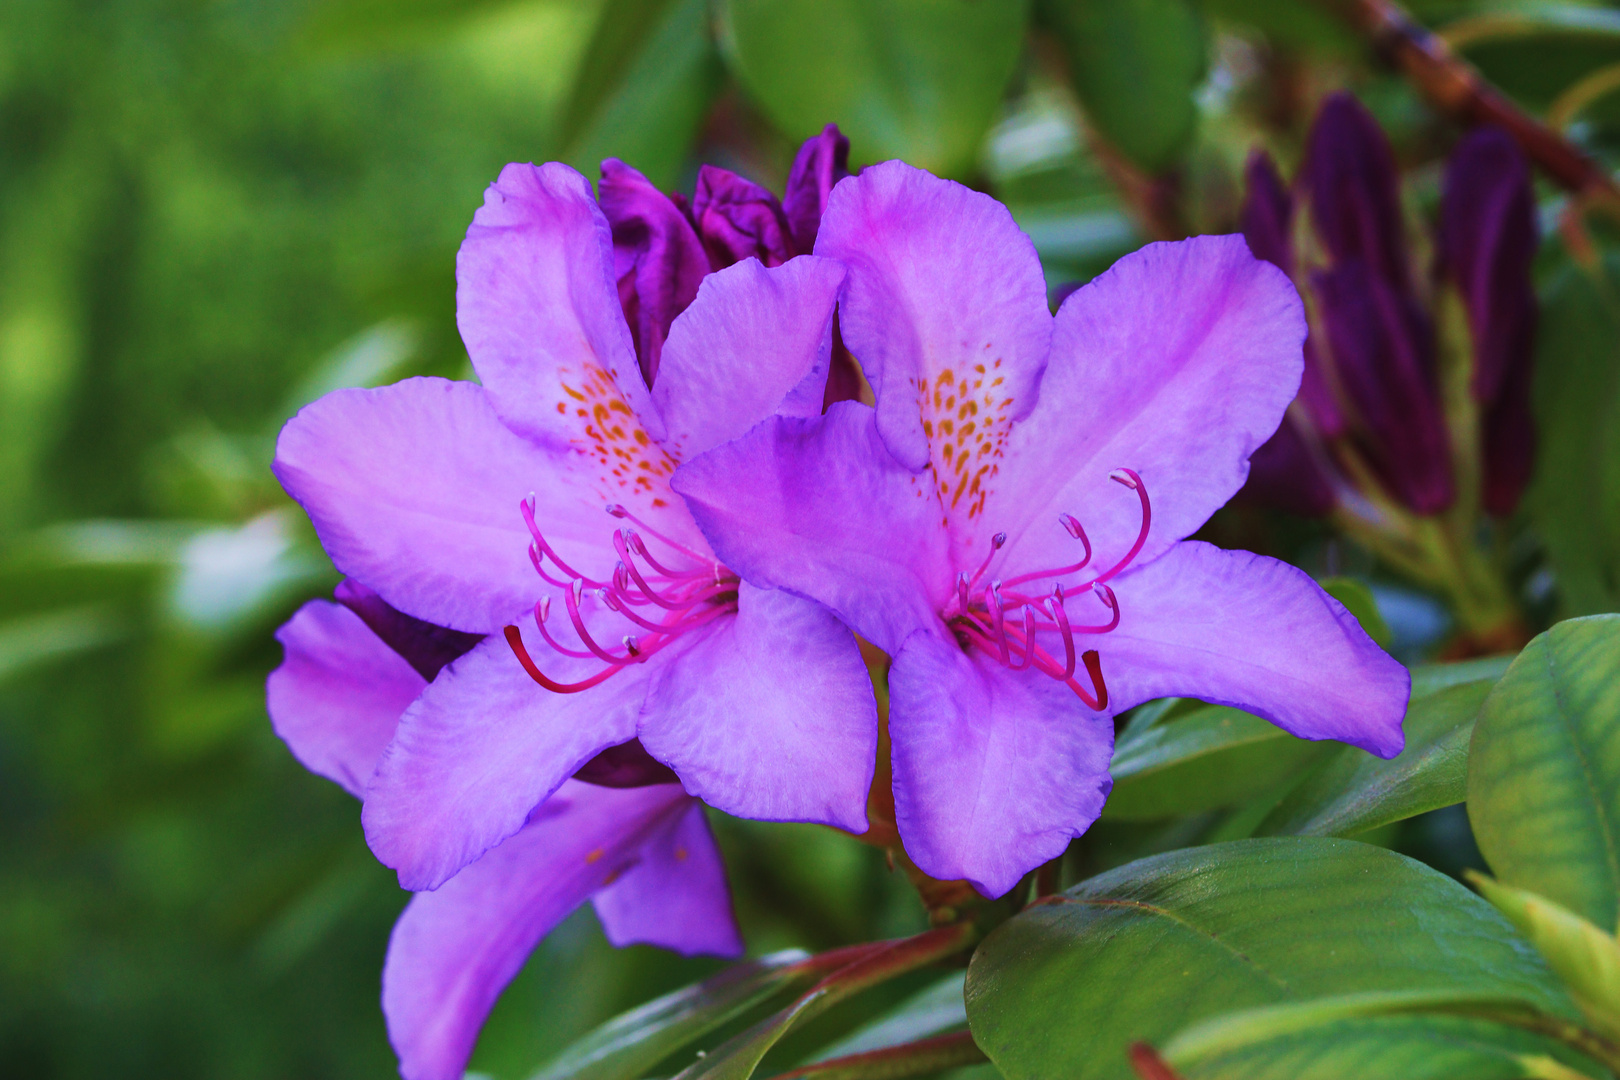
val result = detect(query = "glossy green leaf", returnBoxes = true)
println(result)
[1472,873,1620,1042]
[810,972,966,1061]
[1258,671,1503,838]
[1528,263,1620,618]
[563,0,724,189]
[528,949,809,1080]
[1104,704,1327,819]
[714,0,1030,178]
[1036,0,1207,172]
[964,838,1577,1080]
[1469,615,1620,930]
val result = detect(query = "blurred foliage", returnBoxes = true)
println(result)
[6,0,1620,1077]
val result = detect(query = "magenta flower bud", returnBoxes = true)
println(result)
[1244,418,1338,518]
[1302,92,1412,291]
[784,122,851,255]
[690,164,796,269]
[598,158,708,386]
[1239,149,1294,275]
[1440,126,1538,516]
[1313,260,1454,514]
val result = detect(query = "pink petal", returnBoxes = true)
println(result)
[887,630,1114,899]
[990,235,1307,579]
[593,799,744,956]
[456,161,661,448]
[382,782,716,1080]
[814,161,1051,476]
[267,600,424,796]
[361,632,666,890]
[654,255,847,461]
[638,582,876,832]
[1100,541,1408,757]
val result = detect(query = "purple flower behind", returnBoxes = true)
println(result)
[267,598,739,1080]
[691,165,797,269]
[1302,93,1412,291]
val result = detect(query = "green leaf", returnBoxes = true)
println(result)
[528,949,810,1080]
[1472,873,1620,1043]
[1469,615,1620,931]
[809,972,966,1061]
[563,0,724,189]
[1194,0,1359,55]
[1257,673,1501,838]
[1528,263,1620,617]
[714,0,1031,178]
[964,837,1577,1080]
[1318,577,1392,650]
[1104,704,1327,820]
[1166,1002,1606,1080]
[1035,0,1208,172]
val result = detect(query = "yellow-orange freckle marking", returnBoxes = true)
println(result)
[674,846,689,861]
[602,870,621,885]
[585,848,604,864]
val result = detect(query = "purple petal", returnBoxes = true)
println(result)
[690,165,796,270]
[599,159,710,387]
[1302,92,1412,290]
[1102,540,1409,757]
[593,799,744,956]
[783,123,850,255]
[457,161,659,447]
[1313,260,1454,515]
[1242,415,1338,518]
[274,378,608,633]
[1240,149,1294,274]
[267,600,424,796]
[638,582,877,832]
[672,401,949,655]
[813,160,1052,473]
[361,632,664,890]
[382,782,712,1080]
[1439,126,1538,515]
[575,739,678,788]
[887,630,1114,899]
[335,579,482,681]
[987,236,1306,582]
[654,255,846,460]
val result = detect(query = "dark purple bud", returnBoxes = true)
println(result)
[573,738,679,788]
[598,158,708,386]
[1302,92,1412,291]
[690,165,796,271]
[1313,260,1454,514]
[1439,126,1538,515]
[1240,149,1294,275]
[783,123,851,255]
[335,579,483,682]
[1243,416,1338,517]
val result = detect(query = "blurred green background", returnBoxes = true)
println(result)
[6,0,1620,1076]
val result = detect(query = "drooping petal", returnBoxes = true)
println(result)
[672,401,949,655]
[362,631,667,890]
[599,159,710,386]
[1439,126,1538,515]
[988,236,1307,579]
[690,165,796,269]
[654,255,845,461]
[334,579,483,681]
[813,161,1052,475]
[886,629,1114,899]
[593,799,744,956]
[638,582,876,832]
[273,378,612,633]
[1099,540,1408,757]
[1240,149,1294,274]
[1313,260,1454,515]
[382,782,705,1080]
[267,600,424,797]
[782,123,851,256]
[1301,92,1412,291]
[457,161,661,446]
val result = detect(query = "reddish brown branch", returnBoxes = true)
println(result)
[1128,1043,1188,1080]
[1328,0,1620,202]
[767,1032,987,1080]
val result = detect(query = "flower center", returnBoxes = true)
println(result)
[505,496,739,693]
[943,469,1152,712]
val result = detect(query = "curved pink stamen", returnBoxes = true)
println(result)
[1083,470,1151,588]
[505,625,624,694]
[605,504,708,564]
[522,496,606,588]
[564,580,638,665]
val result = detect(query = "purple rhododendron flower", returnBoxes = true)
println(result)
[267,598,739,1080]
[673,162,1411,898]
[273,159,879,895]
